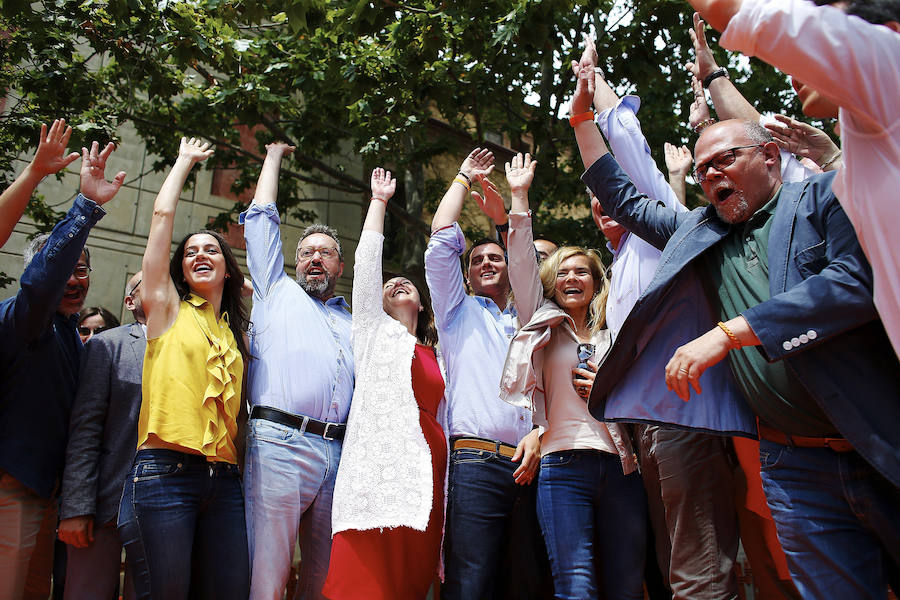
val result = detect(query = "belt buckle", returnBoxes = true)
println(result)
[323,422,337,441]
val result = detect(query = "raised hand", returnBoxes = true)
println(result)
[505,152,537,194]
[471,178,507,225]
[178,137,214,164]
[664,143,693,177]
[685,13,720,81]
[569,48,595,116]
[579,32,599,69]
[459,147,495,182]
[265,141,296,158]
[30,119,80,178]
[689,75,713,130]
[370,167,397,202]
[79,141,127,206]
[765,115,842,168]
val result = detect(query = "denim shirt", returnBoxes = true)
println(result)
[0,194,106,498]
[240,202,354,423]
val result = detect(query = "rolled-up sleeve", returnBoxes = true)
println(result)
[240,202,286,300]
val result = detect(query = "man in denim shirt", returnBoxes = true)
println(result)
[0,140,125,600]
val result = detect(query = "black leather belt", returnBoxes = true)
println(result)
[250,406,345,441]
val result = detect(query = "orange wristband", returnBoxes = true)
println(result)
[569,110,595,127]
[717,321,742,349]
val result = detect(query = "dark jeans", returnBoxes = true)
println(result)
[537,449,647,600]
[443,444,552,600]
[759,440,900,600]
[117,449,249,600]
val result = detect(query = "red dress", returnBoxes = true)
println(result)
[322,344,447,600]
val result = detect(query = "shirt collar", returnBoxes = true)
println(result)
[324,295,351,311]
[186,293,230,323]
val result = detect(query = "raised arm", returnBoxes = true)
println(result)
[687,13,760,123]
[570,50,611,170]
[431,148,494,232]
[765,115,843,171]
[471,177,509,247]
[353,168,396,330]
[141,138,213,338]
[0,119,81,248]
[252,142,295,207]
[664,143,693,206]
[505,153,543,325]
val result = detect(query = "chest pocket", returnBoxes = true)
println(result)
[794,240,827,279]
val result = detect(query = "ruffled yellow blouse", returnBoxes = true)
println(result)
[138,294,243,463]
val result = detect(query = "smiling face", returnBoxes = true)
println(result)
[694,121,781,225]
[181,233,227,295]
[296,232,343,301]
[382,276,423,318]
[553,254,597,312]
[466,242,509,299]
[58,252,90,317]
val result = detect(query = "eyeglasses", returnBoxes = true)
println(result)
[693,144,764,183]
[72,265,92,280]
[129,279,142,295]
[298,247,338,260]
[78,325,109,337]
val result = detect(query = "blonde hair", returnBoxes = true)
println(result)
[538,246,609,336]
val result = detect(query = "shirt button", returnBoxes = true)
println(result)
[791,337,801,347]
[807,330,817,340]
[519,415,525,421]
[68,233,74,238]
[782,341,793,351]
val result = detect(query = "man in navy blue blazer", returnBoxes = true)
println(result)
[569,57,900,600]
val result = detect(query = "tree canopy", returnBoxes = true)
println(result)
[1,0,803,283]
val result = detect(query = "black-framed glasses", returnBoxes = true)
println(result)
[693,144,764,183]
[129,279,142,295]
[72,265,92,280]
[78,325,108,337]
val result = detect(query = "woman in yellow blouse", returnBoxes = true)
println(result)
[117,138,250,600]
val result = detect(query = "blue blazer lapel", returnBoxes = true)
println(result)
[767,181,807,296]
[646,208,730,296]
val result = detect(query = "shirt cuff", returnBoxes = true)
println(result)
[596,95,642,139]
[428,222,466,255]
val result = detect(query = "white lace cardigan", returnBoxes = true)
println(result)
[331,230,443,534]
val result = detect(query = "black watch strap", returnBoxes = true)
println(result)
[703,67,729,89]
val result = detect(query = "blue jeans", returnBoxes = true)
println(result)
[759,440,900,600]
[537,449,647,600]
[443,444,550,600]
[243,418,341,600]
[117,450,249,600]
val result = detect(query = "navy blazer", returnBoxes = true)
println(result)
[59,322,145,524]
[584,153,900,488]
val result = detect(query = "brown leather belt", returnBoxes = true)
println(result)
[757,423,853,453]
[452,437,517,459]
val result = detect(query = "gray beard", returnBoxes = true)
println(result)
[297,271,334,299]
[715,190,751,224]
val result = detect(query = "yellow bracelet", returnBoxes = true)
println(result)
[717,321,742,349]
[454,176,470,191]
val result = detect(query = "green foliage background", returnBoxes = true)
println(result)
[0,0,803,285]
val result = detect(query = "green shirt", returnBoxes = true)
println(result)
[702,191,838,436]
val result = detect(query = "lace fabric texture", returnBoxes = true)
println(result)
[331,230,434,534]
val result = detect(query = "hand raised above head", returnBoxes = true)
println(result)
[686,12,720,81]
[459,147,495,182]
[178,137,214,163]
[30,119,80,178]
[765,115,840,167]
[471,177,507,225]
[688,75,712,130]
[664,142,693,177]
[79,141,126,206]
[265,141,296,157]
[370,167,397,202]
[505,152,537,193]
[569,56,595,116]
